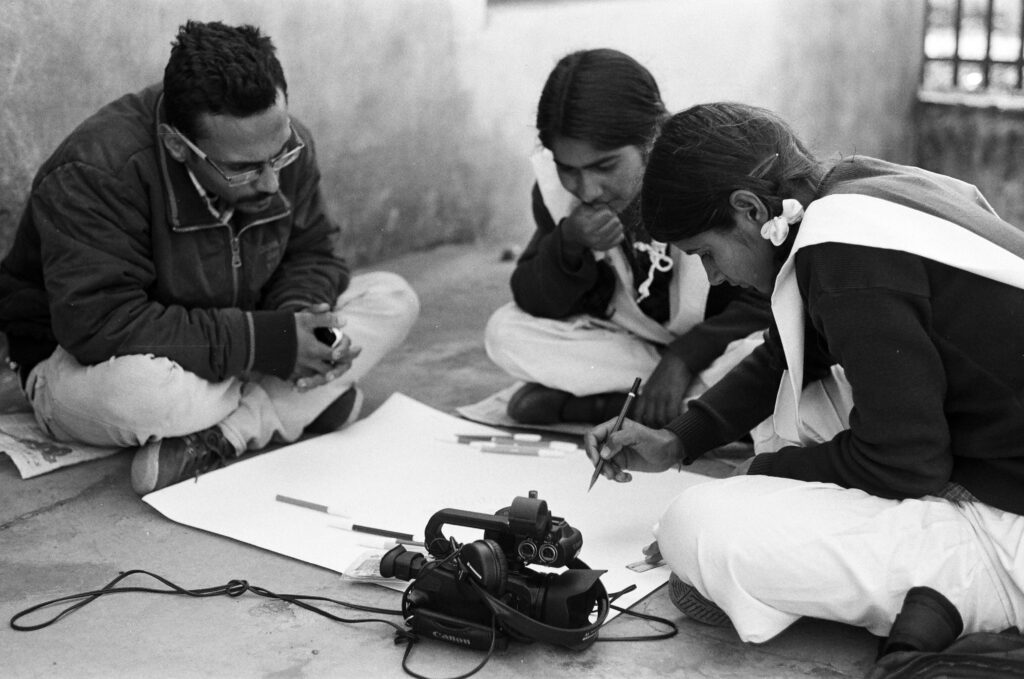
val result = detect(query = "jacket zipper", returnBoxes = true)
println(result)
[230,233,242,307]
[173,213,288,308]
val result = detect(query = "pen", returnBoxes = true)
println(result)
[477,443,566,458]
[589,377,642,492]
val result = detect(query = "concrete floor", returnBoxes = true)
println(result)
[1,242,879,678]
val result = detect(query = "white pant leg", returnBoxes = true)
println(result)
[484,302,661,396]
[218,271,419,451]
[26,271,418,452]
[25,346,242,447]
[655,476,1024,643]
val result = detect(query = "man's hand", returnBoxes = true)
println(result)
[291,303,361,391]
[583,418,683,483]
[561,203,625,253]
[634,353,692,427]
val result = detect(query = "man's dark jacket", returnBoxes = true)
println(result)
[0,84,348,383]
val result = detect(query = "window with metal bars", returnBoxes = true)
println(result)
[923,0,1024,93]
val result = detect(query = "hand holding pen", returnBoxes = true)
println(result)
[584,380,689,485]
[587,377,640,491]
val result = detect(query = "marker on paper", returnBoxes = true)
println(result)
[477,443,565,458]
[453,433,542,443]
[276,494,423,546]
[447,434,581,452]
[356,536,419,551]
[328,519,422,545]
[472,439,580,452]
[275,494,347,517]
[467,440,578,453]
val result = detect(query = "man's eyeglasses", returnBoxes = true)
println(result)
[171,122,305,187]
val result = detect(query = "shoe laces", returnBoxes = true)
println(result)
[179,428,232,481]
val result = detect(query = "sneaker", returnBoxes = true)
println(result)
[305,386,364,435]
[879,586,963,658]
[562,391,627,424]
[130,426,235,495]
[668,573,731,627]
[506,383,570,424]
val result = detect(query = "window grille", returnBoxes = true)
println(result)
[923,0,1024,93]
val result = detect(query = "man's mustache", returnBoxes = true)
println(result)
[236,192,276,206]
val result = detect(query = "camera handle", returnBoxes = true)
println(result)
[424,509,511,559]
[424,494,551,560]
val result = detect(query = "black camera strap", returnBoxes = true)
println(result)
[465,556,609,651]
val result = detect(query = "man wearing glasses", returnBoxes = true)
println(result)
[0,21,419,494]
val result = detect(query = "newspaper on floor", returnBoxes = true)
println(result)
[342,549,414,592]
[0,412,121,478]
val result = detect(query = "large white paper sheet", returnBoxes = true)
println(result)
[144,393,712,615]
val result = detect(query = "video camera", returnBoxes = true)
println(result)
[379,491,608,651]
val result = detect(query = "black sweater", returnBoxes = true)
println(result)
[510,185,771,374]
[667,158,1024,515]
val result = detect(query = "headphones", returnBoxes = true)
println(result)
[458,539,508,596]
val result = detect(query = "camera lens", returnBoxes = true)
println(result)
[538,543,559,564]
[518,540,538,561]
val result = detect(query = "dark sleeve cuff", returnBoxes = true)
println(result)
[250,310,296,378]
[746,452,778,476]
[665,335,715,375]
[663,408,731,464]
[551,221,595,276]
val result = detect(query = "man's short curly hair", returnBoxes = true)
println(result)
[163,20,288,140]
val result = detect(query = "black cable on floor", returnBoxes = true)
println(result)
[10,568,678,679]
[9,568,409,636]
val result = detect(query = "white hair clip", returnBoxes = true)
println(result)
[759,199,804,246]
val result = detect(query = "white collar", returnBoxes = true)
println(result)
[186,168,235,225]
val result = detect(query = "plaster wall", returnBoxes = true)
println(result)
[0,0,926,262]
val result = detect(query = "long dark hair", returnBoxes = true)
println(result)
[536,48,667,151]
[641,102,824,242]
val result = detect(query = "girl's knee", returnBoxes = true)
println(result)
[656,476,791,580]
[658,482,743,561]
[484,304,520,359]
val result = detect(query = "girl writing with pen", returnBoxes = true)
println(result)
[585,102,1024,652]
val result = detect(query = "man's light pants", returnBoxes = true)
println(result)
[654,375,1024,643]
[24,271,419,454]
